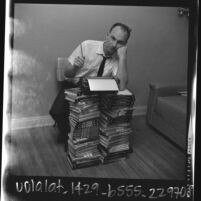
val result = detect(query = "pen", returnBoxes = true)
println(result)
[80,44,84,58]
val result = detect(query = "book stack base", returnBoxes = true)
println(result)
[98,90,135,164]
[65,87,102,169]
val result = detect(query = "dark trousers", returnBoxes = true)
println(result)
[49,81,77,142]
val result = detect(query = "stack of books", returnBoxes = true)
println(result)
[98,89,135,164]
[64,79,135,168]
[64,87,102,169]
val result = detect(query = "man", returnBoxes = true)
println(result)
[64,22,131,90]
[50,22,132,144]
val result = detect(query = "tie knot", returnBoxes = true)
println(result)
[101,55,107,62]
[102,54,111,59]
[102,55,107,60]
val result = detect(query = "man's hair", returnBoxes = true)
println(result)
[109,22,132,40]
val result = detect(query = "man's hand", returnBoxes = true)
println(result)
[117,46,127,60]
[73,56,85,69]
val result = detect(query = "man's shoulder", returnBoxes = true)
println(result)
[82,40,103,47]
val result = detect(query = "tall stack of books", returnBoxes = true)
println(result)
[64,87,102,169]
[98,89,135,164]
[63,78,135,168]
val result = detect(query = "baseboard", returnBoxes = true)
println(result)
[11,115,55,130]
[133,105,147,116]
[11,105,147,130]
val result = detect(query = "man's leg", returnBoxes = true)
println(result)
[49,82,76,143]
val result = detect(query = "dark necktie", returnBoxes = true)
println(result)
[97,55,107,76]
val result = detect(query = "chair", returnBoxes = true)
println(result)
[147,82,187,150]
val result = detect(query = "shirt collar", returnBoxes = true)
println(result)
[96,41,105,55]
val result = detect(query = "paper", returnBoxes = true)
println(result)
[117,89,133,95]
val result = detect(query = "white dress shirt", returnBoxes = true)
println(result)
[68,40,118,78]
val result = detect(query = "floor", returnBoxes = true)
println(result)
[6,115,186,179]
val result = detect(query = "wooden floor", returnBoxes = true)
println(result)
[7,115,186,179]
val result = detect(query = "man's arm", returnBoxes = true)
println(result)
[116,46,128,90]
[63,42,85,78]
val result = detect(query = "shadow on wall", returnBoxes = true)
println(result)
[10,18,52,118]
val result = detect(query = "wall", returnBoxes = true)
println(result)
[11,4,189,122]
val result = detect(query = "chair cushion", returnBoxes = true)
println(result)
[155,95,187,135]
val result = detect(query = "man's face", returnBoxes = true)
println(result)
[103,26,128,56]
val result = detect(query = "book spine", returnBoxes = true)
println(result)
[77,119,99,129]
